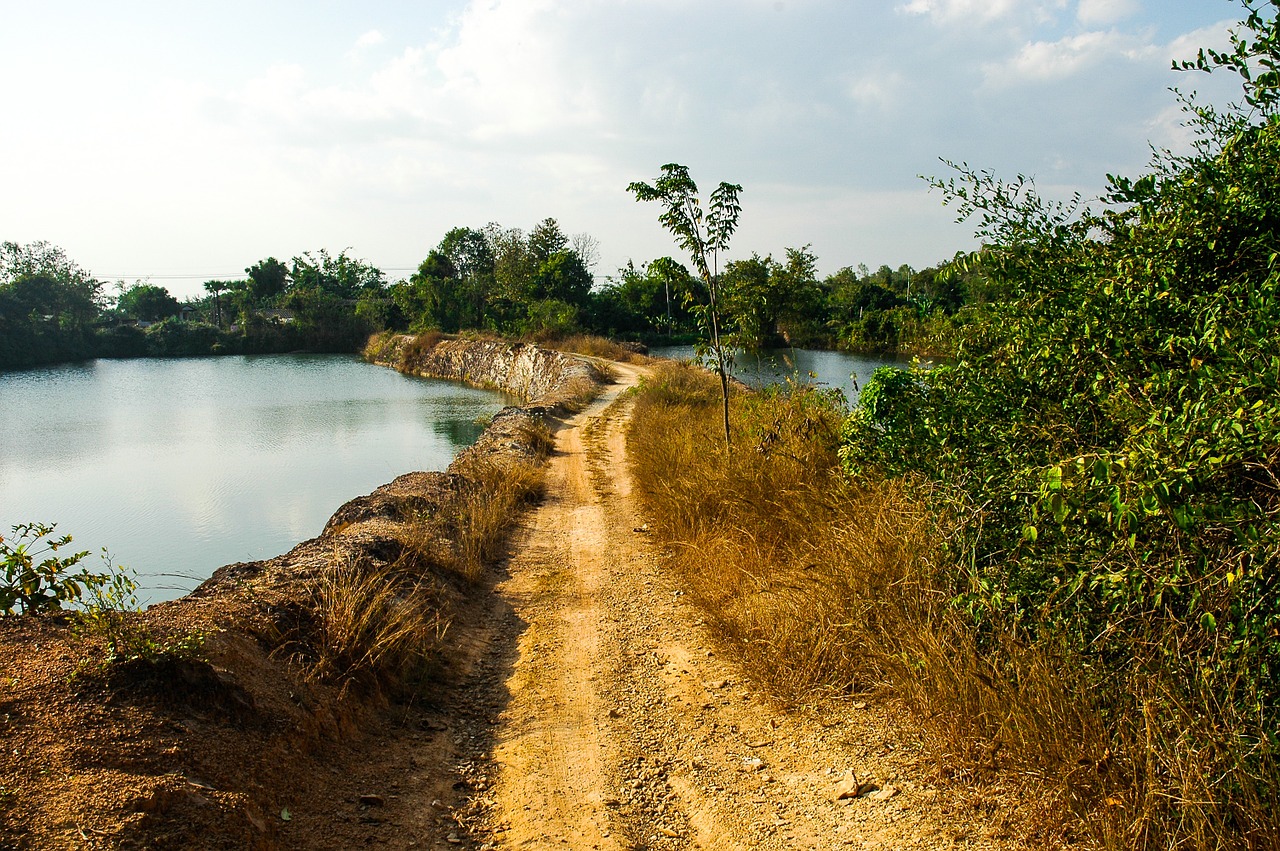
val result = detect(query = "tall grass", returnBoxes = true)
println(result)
[447,424,551,582]
[302,553,450,699]
[626,361,1280,848]
[281,416,552,699]
[541,334,645,364]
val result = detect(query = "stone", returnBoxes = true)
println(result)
[833,773,879,801]
[868,785,899,801]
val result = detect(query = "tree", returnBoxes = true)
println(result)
[0,242,102,368]
[394,250,463,331]
[528,217,570,266]
[571,232,601,272]
[532,250,593,306]
[484,223,536,324]
[628,164,743,449]
[592,257,699,335]
[203,279,237,328]
[117,284,181,322]
[438,226,496,327]
[839,5,1280,832]
[245,257,288,305]
[289,249,386,300]
[721,254,775,348]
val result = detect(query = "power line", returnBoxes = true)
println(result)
[99,273,247,281]
[99,267,421,281]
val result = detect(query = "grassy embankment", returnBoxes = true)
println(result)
[627,360,1279,849]
[296,418,552,698]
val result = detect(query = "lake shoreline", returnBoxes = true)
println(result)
[0,335,610,847]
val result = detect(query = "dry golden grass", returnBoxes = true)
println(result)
[297,552,450,700]
[448,441,549,583]
[542,334,645,364]
[398,329,447,371]
[625,360,1280,848]
[361,331,400,363]
[441,417,553,579]
[279,414,553,702]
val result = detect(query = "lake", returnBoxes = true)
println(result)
[648,345,915,402]
[0,355,509,605]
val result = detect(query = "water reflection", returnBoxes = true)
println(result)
[0,355,509,605]
[648,345,915,403]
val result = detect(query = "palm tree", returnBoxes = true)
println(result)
[204,279,227,328]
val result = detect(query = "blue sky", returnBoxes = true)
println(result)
[0,0,1246,298]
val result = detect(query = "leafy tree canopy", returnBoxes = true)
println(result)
[117,284,181,322]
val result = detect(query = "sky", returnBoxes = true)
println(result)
[0,0,1248,299]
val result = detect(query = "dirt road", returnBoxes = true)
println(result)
[434,363,1021,850]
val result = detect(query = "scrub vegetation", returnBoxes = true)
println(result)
[629,4,1280,847]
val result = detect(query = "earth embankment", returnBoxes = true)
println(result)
[0,337,601,849]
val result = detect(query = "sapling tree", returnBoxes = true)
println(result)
[628,164,743,449]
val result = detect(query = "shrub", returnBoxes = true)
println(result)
[0,523,110,615]
[302,555,449,698]
[837,7,1280,845]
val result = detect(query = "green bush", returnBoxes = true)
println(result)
[840,5,1280,844]
[0,523,113,615]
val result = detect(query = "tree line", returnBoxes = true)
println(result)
[3,216,1008,371]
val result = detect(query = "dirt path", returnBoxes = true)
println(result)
[433,364,1023,851]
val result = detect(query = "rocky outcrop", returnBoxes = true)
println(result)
[367,334,604,409]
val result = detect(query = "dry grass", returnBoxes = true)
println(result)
[625,360,1280,848]
[445,419,550,580]
[448,443,550,582]
[362,330,448,370]
[361,331,400,363]
[542,334,645,364]
[295,551,451,700]
[279,411,553,702]
[398,329,447,371]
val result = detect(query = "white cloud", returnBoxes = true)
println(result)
[1077,0,1140,26]
[354,29,387,50]
[847,70,906,109]
[985,31,1145,84]
[897,0,1062,23]
[1167,20,1236,64]
[899,0,1015,19]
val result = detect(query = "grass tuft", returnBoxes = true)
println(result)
[298,553,449,700]
[541,334,646,364]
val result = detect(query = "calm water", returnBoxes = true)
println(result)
[648,345,914,403]
[0,355,509,605]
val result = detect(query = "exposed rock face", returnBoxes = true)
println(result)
[371,335,603,407]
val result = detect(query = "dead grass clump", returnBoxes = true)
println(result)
[299,553,450,699]
[557,373,608,412]
[546,334,644,364]
[625,359,1280,846]
[362,331,399,363]
[398,329,447,371]
[448,419,553,582]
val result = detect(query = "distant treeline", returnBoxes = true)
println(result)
[1,218,999,371]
